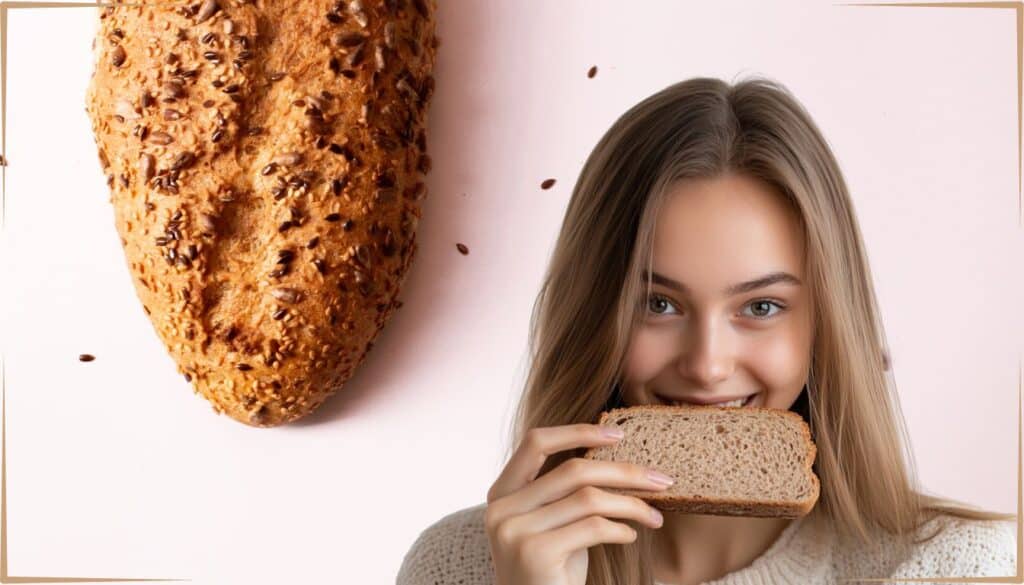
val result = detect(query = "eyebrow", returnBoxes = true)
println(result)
[645,270,803,296]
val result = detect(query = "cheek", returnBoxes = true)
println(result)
[623,327,677,384]
[747,329,811,400]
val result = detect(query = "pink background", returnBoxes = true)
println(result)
[0,1,1019,583]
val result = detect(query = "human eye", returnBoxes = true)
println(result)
[646,293,679,317]
[742,299,787,320]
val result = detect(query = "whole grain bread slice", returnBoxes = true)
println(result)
[582,404,820,518]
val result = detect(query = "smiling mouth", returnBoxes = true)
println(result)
[654,393,758,408]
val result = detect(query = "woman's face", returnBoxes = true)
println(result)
[621,172,814,411]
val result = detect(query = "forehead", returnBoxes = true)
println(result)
[652,174,805,288]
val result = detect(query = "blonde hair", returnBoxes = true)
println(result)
[505,75,1016,585]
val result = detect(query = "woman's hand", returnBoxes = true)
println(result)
[484,423,674,585]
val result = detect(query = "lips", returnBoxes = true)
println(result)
[654,392,758,408]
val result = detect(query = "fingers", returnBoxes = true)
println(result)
[487,456,673,529]
[487,424,624,503]
[502,485,663,541]
[522,515,640,565]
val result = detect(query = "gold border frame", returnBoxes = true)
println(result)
[835,1,1023,582]
[0,0,1018,583]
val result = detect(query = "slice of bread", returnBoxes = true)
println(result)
[582,404,819,517]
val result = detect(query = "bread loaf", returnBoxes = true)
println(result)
[84,0,437,427]
[583,404,820,517]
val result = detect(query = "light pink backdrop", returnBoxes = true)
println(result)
[0,1,1019,583]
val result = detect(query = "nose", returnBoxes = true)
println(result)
[675,315,734,388]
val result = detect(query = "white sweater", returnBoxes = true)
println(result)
[396,503,1016,585]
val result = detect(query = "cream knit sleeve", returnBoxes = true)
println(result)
[396,503,495,585]
[885,517,1016,582]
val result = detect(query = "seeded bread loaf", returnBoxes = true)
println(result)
[583,405,820,517]
[84,0,437,427]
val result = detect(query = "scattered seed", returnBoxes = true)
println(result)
[344,45,366,68]
[270,287,302,303]
[261,162,278,176]
[456,243,469,255]
[196,0,220,24]
[149,131,174,145]
[306,236,320,249]
[272,308,287,320]
[79,353,95,362]
[199,213,217,234]
[164,81,186,99]
[350,2,368,27]
[381,229,396,256]
[164,108,183,121]
[355,244,371,268]
[115,99,140,121]
[273,151,303,166]
[277,249,295,264]
[331,177,346,196]
[170,151,195,170]
[325,213,342,222]
[111,45,126,67]
[236,362,253,371]
[587,65,598,78]
[313,258,326,274]
[139,153,155,182]
[541,178,556,190]
[334,31,366,47]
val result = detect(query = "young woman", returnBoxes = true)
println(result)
[397,76,1016,585]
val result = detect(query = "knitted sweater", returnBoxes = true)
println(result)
[396,503,1016,585]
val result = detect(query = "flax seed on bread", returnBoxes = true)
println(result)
[85,0,437,427]
[583,404,820,517]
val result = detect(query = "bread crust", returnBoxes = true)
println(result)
[85,0,437,426]
[583,404,820,518]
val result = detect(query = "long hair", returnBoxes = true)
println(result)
[504,75,1016,585]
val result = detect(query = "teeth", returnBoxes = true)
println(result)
[670,395,752,408]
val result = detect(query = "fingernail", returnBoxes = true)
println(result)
[647,470,675,486]
[650,508,664,526]
[601,426,624,439]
